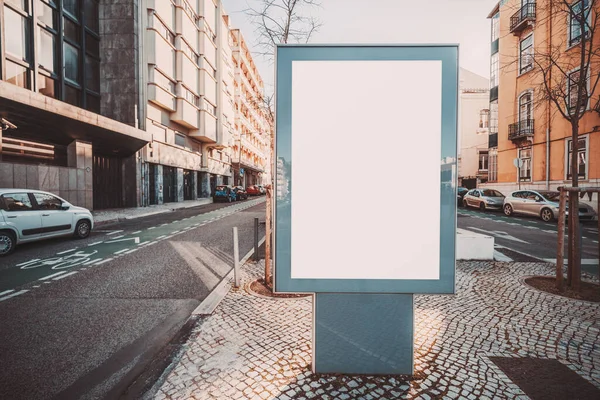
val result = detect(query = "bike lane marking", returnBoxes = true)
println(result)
[0,290,28,302]
[39,271,67,281]
[53,271,78,281]
[0,198,266,292]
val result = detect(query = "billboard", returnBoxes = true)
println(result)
[275,45,458,294]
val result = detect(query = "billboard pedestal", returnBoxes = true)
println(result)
[314,293,413,375]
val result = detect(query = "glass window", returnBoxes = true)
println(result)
[488,149,498,182]
[4,6,32,61]
[86,93,100,113]
[519,92,533,124]
[490,101,498,135]
[569,0,590,46]
[567,137,587,179]
[38,1,57,29]
[479,151,489,171]
[38,73,57,98]
[65,84,80,106]
[5,60,29,88]
[3,193,33,211]
[84,0,99,33]
[5,0,29,12]
[85,55,99,92]
[152,68,175,93]
[85,33,99,56]
[519,34,533,74]
[38,29,56,73]
[183,87,199,107]
[490,53,499,88]
[567,68,588,114]
[33,192,62,210]
[491,12,499,42]
[64,42,80,83]
[519,148,532,181]
[64,17,80,42]
[175,133,186,147]
[63,0,79,19]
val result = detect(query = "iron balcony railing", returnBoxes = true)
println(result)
[508,119,534,140]
[510,3,536,33]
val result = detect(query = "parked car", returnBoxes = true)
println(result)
[503,190,597,222]
[0,189,94,256]
[457,187,469,207]
[232,186,248,200]
[246,185,261,196]
[462,189,505,211]
[213,185,236,203]
[256,185,266,195]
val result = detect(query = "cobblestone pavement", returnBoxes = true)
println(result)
[152,261,600,399]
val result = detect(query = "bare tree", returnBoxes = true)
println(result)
[503,0,600,290]
[244,0,322,287]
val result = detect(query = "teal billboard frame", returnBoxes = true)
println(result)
[274,44,458,295]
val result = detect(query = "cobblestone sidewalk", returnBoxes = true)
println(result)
[151,261,600,399]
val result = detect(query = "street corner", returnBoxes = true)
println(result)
[151,261,600,399]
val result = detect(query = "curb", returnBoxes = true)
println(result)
[93,200,215,227]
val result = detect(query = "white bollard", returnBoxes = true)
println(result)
[233,227,240,288]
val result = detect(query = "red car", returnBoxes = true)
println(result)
[246,185,261,196]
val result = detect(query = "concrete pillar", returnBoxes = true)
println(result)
[176,168,184,202]
[123,154,140,207]
[200,172,210,198]
[156,164,164,205]
[216,175,223,186]
[193,172,198,199]
[66,140,93,210]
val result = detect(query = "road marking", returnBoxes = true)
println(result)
[543,230,556,233]
[123,249,138,254]
[144,241,159,247]
[82,258,102,265]
[592,240,599,243]
[148,226,157,230]
[32,285,40,288]
[156,235,167,240]
[114,248,130,255]
[0,290,28,302]
[524,226,537,229]
[160,223,168,226]
[106,237,140,244]
[39,271,67,281]
[95,258,113,266]
[543,258,599,265]
[106,230,124,236]
[172,220,179,223]
[17,259,39,267]
[171,230,181,234]
[87,241,104,247]
[53,271,78,281]
[0,290,14,296]
[110,235,125,240]
[468,227,530,244]
[131,230,142,234]
[57,248,77,255]
[137,241,149,246]
[494,250,513,262]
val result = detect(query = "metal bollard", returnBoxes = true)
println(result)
[233,227,240,288]
[254,217,259,261]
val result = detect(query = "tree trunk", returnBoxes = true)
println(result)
[570,121,581,291]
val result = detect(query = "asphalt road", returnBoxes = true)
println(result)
[458,205,599,275]
[0,197,266,400]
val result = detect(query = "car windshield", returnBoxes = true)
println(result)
[458,188,468,194]
[216,186,227,191]
[539,192,560,201]
[482,189,503,197]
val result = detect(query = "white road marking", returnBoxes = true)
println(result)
[0,290,28,302]
[160,223,168,226]
[114,248,130,255]
[95,258,113,265]
[82,258,102,265]
[57,248,77,255]
[543,230,556,233]
[52,271,78,280]
[106,230,124,236]
[468,227,530,244]
[123,249,138,254]
[87,241,104,247]
[39,271,67,280]
[543,258,599,265]
[137,241,150,246]
[494,250,513,262]
[524,226,537,229]
[110,235,125,240]
[106,237,140,244]
[144,241,159,246]
[171,230,181,234]
[44,282,52,284]
[0,290,15,296]
[156,235,167,240]
[148,226,157,230]
[592,240,598,243]
[131,230,142,234]
[32,285,40,288]
[17,259,39,267]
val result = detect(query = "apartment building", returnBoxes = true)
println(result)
[0,0,149,210]
[458,68,491,189]
[230,29,269,188]
[485,0,600,197]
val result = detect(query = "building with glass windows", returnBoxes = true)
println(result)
[484,0,600,201]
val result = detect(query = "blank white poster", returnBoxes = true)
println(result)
[290,60,442,280]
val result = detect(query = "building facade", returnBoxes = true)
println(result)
[0,0,272,209]
[457,68,491,189]
[0,0,149,210]
[485,0,600,202]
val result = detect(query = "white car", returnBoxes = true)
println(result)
[0,189,94,256]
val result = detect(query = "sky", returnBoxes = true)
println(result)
[222,0,499,90]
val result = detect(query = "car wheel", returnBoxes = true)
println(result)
[479,202,486,211]
[0,231,16,256]
[74,220,91,239]
[504,204,513,216]
[540,208,554,222]
[463,199,468,208]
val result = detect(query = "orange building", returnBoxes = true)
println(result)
[485,0,600,202]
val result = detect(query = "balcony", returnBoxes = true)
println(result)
[508,119,534,141]
[510,3,536,34]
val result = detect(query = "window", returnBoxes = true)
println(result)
[491,12,499,42]
[65,84,80,106]
[489,149,498,182]
[203,99,216,115]
[4,5,32,62]
[5,61,29,88]
[566,137,587,179]
[84,0,99,33]
[33,193,62,210]
[85,55,99,92]
[519,34,533,74]
[38,1,58,29]
[38,73,57,98]
[518,91,533,125]
[3,193,33,211]
[519,147,532,181]
[175,133,186,147]
[63,0,79,18]
[567,68,589,114]
[479,151,489,171]
[490,101,498,135]
[153,68,176,93]
[490,53,499,88]
[149,12,175,45]
[38,29,56,72]
[183,41,200,64]
[569,0,590,46]
[479,109,489,128]
[64,42,80,83]
[183,87,200,107]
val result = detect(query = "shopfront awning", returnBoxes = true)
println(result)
[0,82,148,156]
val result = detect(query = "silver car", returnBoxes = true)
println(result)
[462,189,505,211]
[503,190,597,222]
